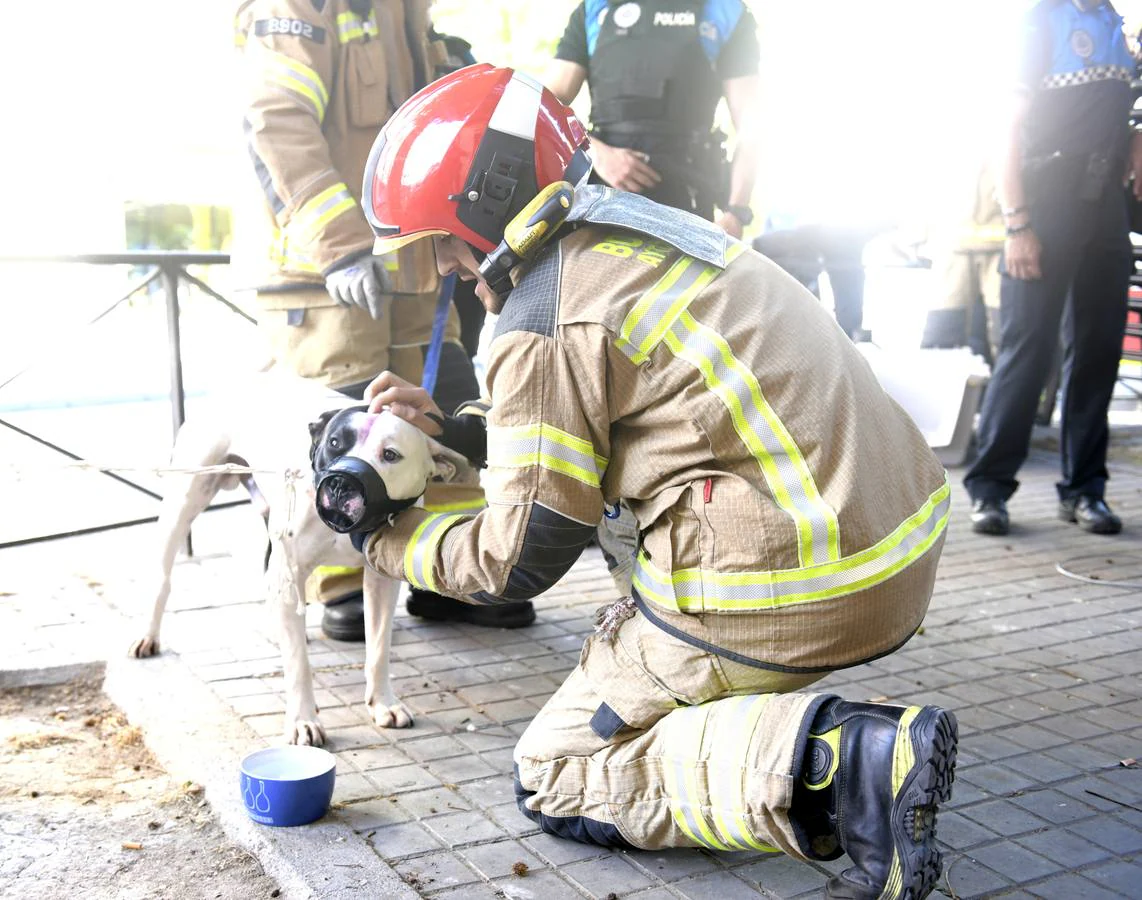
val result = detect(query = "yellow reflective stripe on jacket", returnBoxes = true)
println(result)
[619,256,720,363]
[403,514,464,592]
[488,423,608,488]
[725,240,747,264]
[423,498,487,515]
[336,9,378,42]
[708,695,779,851]
[617,243,838,567]
[664,308,841,567]
[263,50,329,121]
[634,478,950,612]
[296,183,357,235]
[662,704,731,850]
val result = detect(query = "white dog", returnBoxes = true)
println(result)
[129,374,473,746]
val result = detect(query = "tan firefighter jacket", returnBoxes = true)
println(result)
[235,0,440,301]
[364,187,951,671]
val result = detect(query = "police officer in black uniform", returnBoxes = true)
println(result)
[966,0,1141,536]
[545,0,760,238]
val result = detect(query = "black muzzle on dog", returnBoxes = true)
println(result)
[314,456,418,534]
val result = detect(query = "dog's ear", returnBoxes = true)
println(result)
[308,410,340,466]
[426,438,475,485]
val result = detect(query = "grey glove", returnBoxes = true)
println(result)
[325,254,390,320]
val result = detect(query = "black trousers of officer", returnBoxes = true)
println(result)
[964,168,1131,505]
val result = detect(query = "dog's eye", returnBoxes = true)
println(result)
[382,448,401,463]
[328,437,340,450]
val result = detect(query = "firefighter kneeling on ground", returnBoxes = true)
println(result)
[330,65,960,900]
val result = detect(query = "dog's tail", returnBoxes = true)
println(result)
[225,455,274,571]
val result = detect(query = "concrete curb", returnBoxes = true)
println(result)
[0,660,106,689]
[102,652,418,900]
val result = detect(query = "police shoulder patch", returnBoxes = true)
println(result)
[254,18,326,43]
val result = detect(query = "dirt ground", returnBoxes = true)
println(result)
[0,680,280,900]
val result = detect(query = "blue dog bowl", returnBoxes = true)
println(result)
[240,745,336,827]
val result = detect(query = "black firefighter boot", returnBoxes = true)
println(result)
[793,700,959,900]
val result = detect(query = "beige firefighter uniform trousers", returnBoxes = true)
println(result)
[514,611,831,855]
[256,288,475,604]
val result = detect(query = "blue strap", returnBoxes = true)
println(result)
[420,273,455,398]
[699,0,742,64]
[585,0,606,56]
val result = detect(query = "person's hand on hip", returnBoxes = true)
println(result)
[325,253,391,319]
[591,139,661,193]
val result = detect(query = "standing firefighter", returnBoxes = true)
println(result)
[234,0,534,633]
[333,66,959,900]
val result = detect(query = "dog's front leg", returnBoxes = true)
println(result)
[268,544,325,746]
[363,568,413,728]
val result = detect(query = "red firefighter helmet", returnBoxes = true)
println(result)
[363,64,591,255]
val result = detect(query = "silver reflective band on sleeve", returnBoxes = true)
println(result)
[487,423,607,488]
[263,50,329,121]
[296,183,357,234]
[403,514,465,592]
[634,479,950,612]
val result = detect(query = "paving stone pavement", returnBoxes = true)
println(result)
[2,443,1142,899]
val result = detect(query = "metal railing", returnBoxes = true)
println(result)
[0,251,253,549]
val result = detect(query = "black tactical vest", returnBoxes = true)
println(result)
[588,0,723,144]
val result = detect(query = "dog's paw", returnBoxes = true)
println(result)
[128,636,160,658]
[371,702,414,729]
[286,719,327,746]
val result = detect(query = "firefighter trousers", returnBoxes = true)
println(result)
[513,611,833,855]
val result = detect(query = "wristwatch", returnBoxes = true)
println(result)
[724,204,754,226]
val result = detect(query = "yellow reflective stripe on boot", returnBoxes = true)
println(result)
[263,51,329,121]
[879,707,925,900]
[634,479,950,612]
[708,695,780,851]
[487,423,608,488]
[403,514,464,592]
[296,183,357,235]
[663,310,840,567]
[661,704,732,850]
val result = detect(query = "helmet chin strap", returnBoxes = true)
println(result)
[477,182,576,296]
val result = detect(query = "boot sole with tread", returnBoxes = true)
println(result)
[879,706,958,900]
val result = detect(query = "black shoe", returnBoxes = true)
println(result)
[406,589,536,628]
[970,498,1009,535]
[321,590,366,642]
[1058,496,1122,535]
[797,700,958,900]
